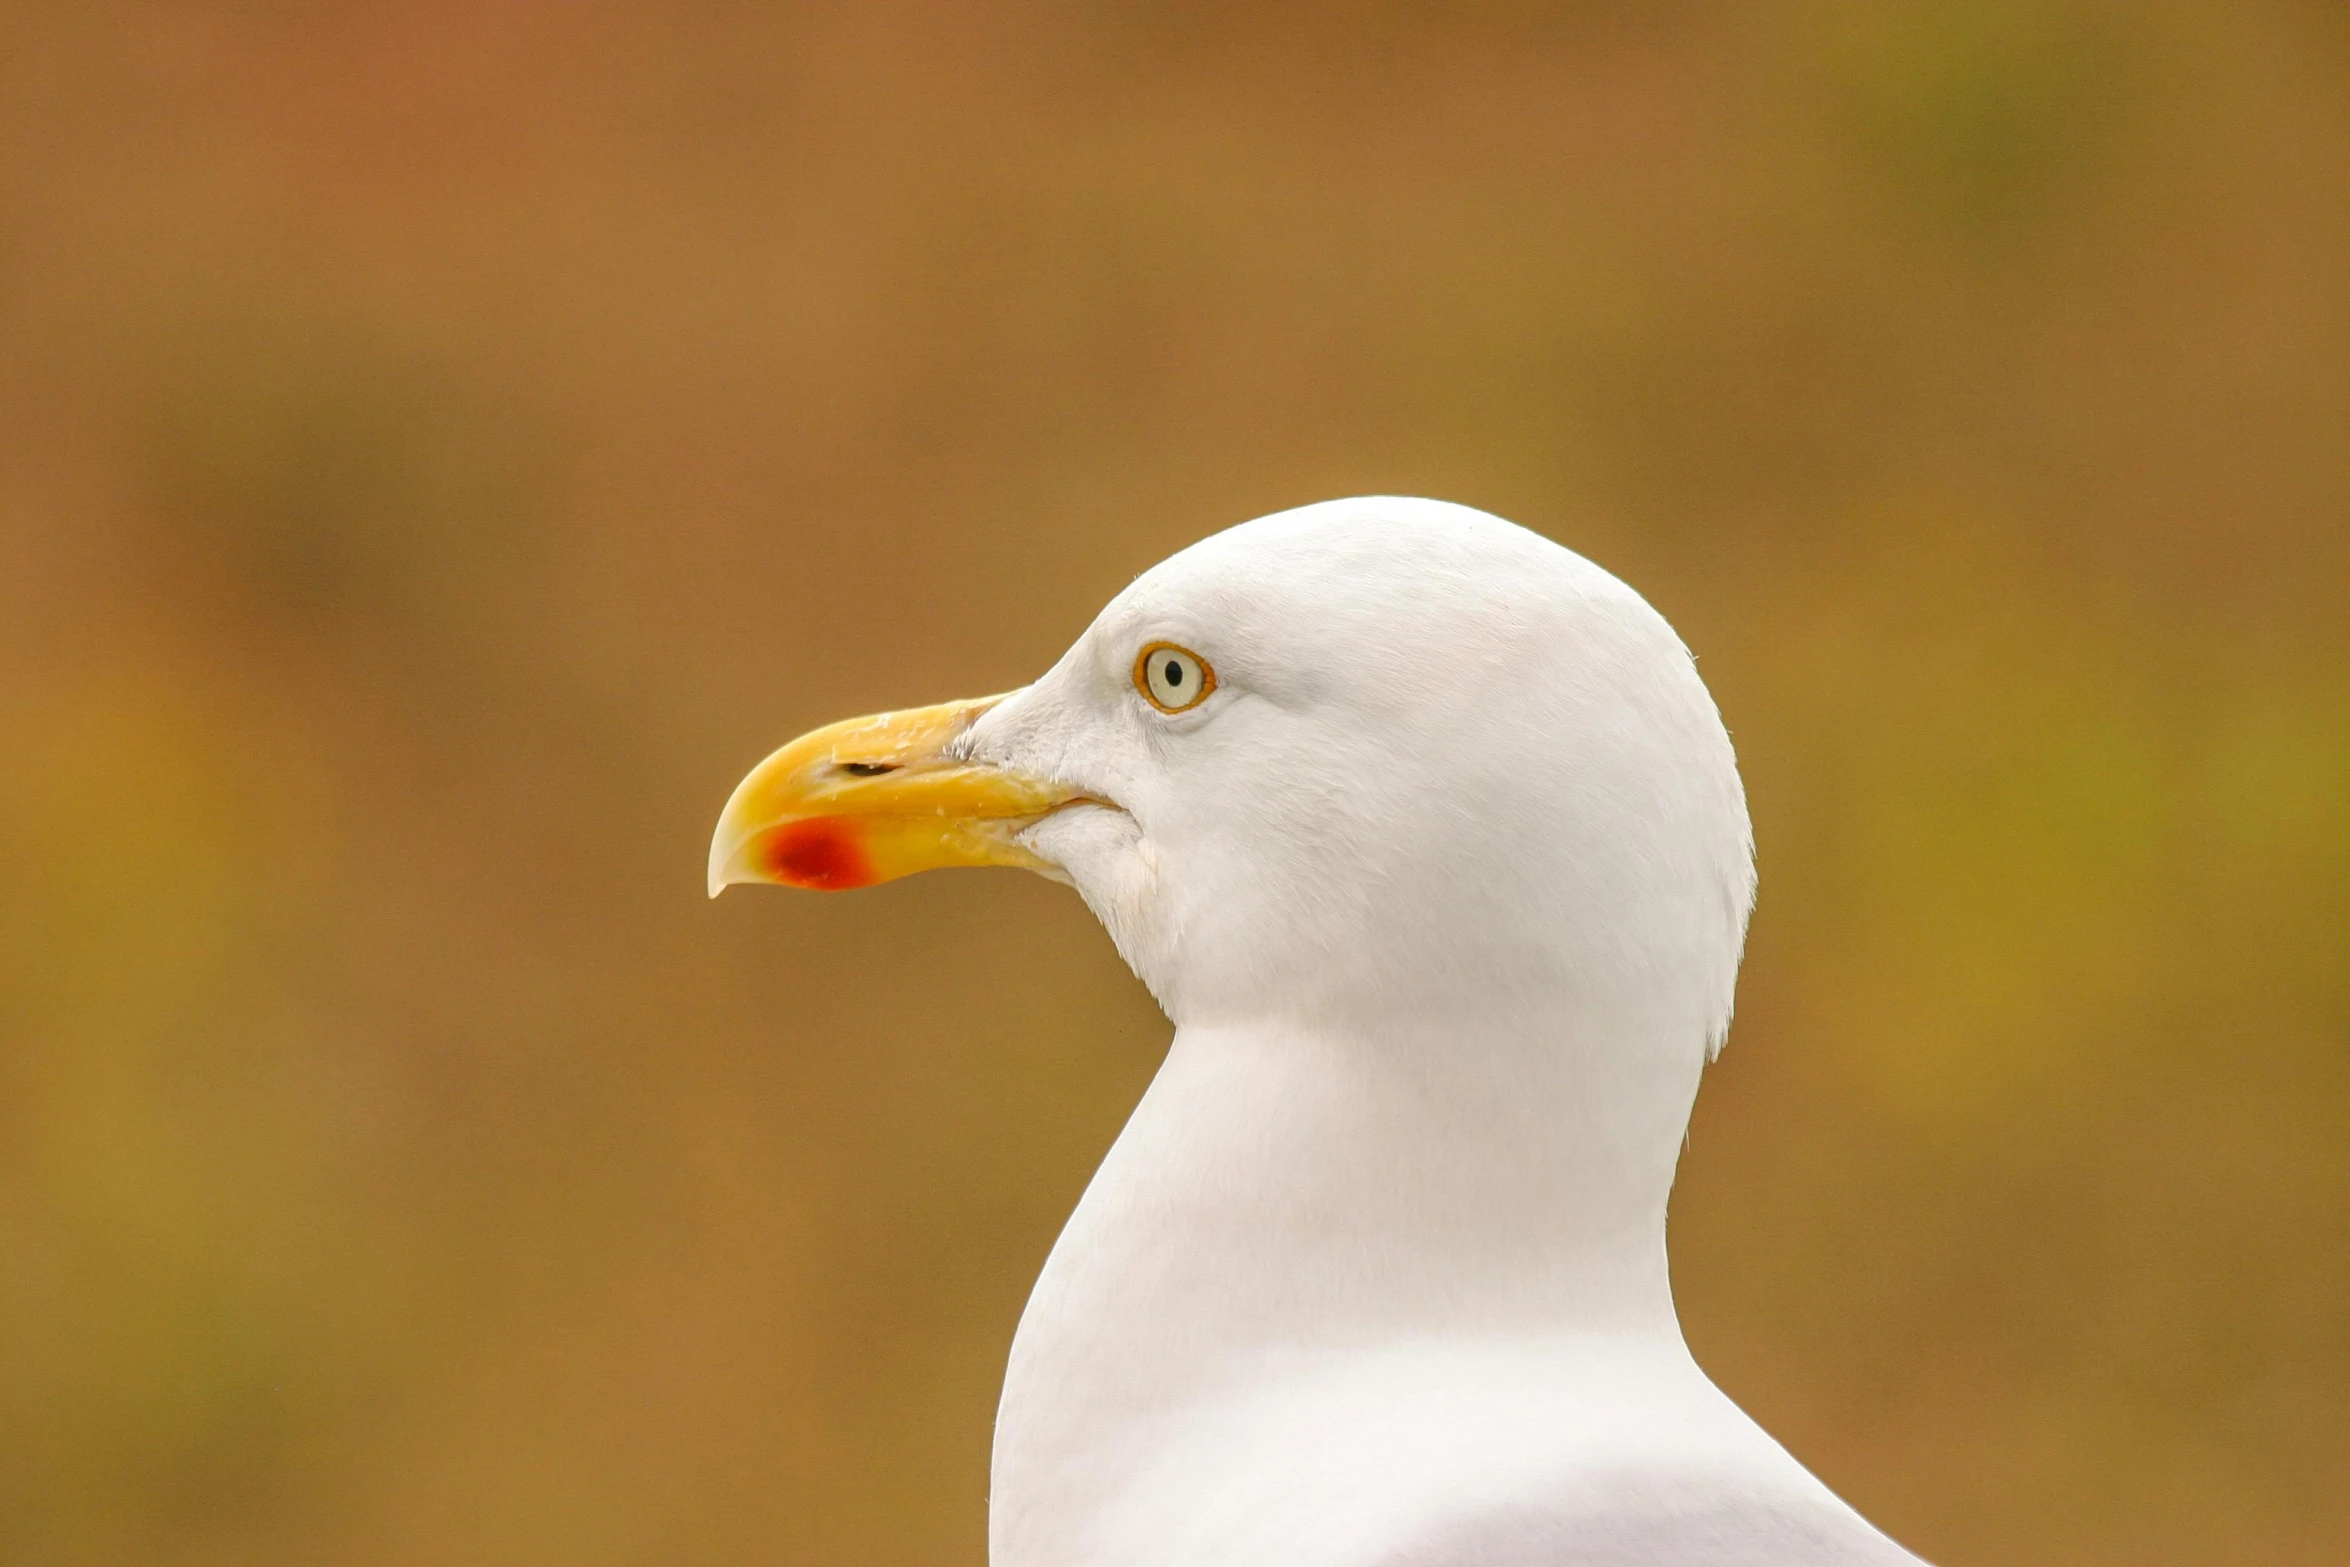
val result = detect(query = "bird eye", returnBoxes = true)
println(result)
[1135,642,1215,714]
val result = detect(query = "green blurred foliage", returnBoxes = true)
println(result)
[0,3,2343,1563]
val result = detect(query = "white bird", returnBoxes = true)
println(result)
[710,497,1927,1565]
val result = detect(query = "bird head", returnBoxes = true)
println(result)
[710,497,1753,1058]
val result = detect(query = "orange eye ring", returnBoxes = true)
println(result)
[1134,642,1216,714]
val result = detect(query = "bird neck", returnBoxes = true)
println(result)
[989,1005,1713,1562]
[1003,1006,1701,1423]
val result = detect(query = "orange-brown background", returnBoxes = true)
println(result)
[3,5,2345,1564]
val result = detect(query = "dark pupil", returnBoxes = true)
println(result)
[1164,660,1184,687]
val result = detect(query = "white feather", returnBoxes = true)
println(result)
[960,498,1917,1566]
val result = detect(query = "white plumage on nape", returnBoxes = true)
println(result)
[710,497,1927,1566]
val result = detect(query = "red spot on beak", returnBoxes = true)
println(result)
[760,817,876,890]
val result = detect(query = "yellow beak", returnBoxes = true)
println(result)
[707,694,1085,896]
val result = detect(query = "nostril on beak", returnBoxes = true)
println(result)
[839,761,899,777]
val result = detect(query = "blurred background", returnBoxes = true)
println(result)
[2,3,2345,1563]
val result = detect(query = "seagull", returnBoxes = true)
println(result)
[709,497,1928,1566]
